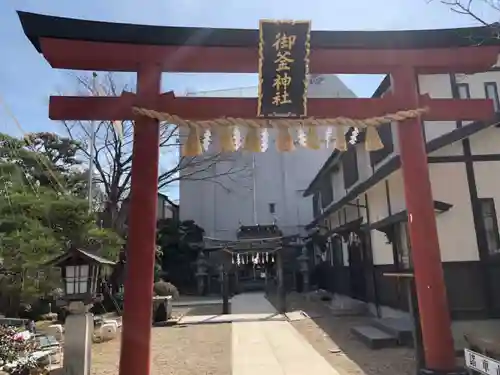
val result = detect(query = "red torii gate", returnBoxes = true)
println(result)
[17,11,498,375]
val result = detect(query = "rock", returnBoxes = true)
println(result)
[47,324,64,341]
[152,296,172,323]
[154,302,167,323]
[102,319,118,331]
[98,323,117,342]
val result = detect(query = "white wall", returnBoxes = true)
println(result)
[366,181,394,265]
[362,162,479,265]
[386,171,406,215]
[180,74,356,239]
[429,163,478,262]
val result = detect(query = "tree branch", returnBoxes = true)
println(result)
[58,72,251,230]
[439,0,500,34]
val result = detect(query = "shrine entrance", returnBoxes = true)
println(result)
[17,11,498,375]
[234,253,271,292]
[204,236,281,294]
[203,225,304,300]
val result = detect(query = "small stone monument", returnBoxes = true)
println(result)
[297,246,310,293]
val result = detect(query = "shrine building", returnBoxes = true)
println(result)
[305,68,500,320]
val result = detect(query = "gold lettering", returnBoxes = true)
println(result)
[272,91,292,106]
[274,51,294,72]
[280,90,292,104]
[273,33,297,51]
[272,72,293,107]
[270,29,297,108]
[272,92,282,106]
[273,72,292,91]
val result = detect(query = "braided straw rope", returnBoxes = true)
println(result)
[131,106,428,129]
[130,105,429,154]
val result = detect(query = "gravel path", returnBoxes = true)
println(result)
[91,306,231,375]
[268,293,416,375]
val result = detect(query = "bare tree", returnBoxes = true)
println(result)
[438,0,499,37]
[60,72,251,232]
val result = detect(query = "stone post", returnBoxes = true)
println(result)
[195,252,208,296]
[63,301,94,375]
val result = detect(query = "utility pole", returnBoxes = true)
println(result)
[87,72,98,213]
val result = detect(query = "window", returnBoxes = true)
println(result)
[479,198,500,255]
[457,83,471,99]
[485,82,500,112]
[65,265,89,295]
[268,203,276,214]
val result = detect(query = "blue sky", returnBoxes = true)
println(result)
[0,0,494,198]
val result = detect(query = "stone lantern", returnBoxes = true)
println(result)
[47,245,115,375]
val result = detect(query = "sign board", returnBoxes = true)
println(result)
[257,20,311,118]
[465,349,500,375]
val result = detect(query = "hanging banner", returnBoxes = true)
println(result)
[257,20,311,118]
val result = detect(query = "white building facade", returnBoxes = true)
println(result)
[179,75,356,239]
[305,68,500,320]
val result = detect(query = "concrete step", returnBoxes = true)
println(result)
[371,317,413,346]
[351,325,399,350]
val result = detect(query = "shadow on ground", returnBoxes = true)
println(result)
[268,292,416,375]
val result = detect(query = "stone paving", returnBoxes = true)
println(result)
[230,293,340,375]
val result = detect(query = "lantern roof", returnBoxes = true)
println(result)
[46,246,116,267]
[17,11,499,54]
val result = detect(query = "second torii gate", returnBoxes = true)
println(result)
[17,11,498,375]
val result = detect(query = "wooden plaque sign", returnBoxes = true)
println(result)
[257,20,311,118]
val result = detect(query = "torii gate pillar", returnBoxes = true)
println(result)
[118,64,162,375]
[393,67,456,371]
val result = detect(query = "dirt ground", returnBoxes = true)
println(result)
[91,305,231,375]
[268,293,416,375]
